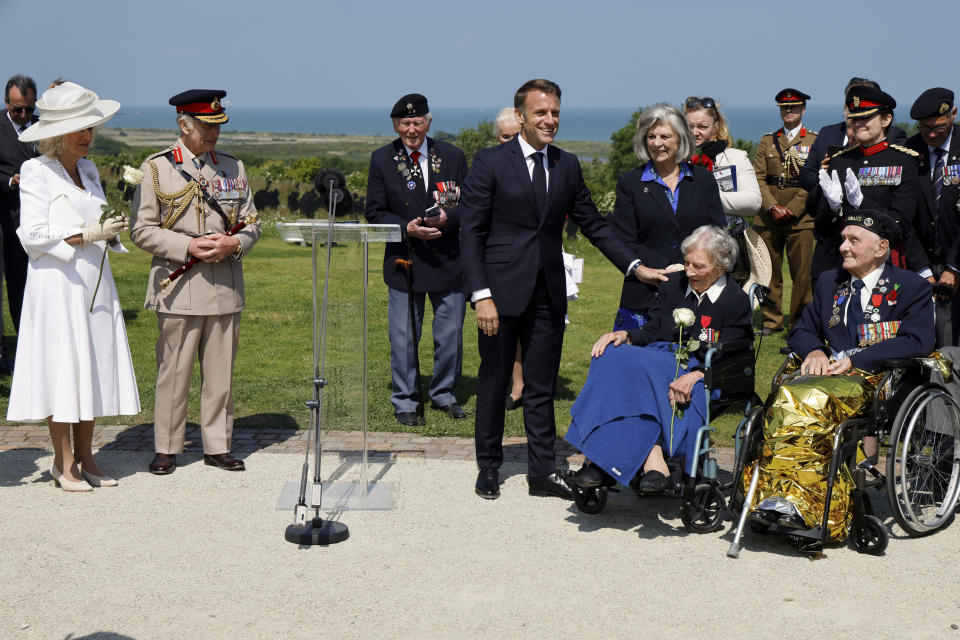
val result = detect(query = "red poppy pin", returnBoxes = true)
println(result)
[701,315,712,328]
[886,284,900,305]
[689,154,714,171]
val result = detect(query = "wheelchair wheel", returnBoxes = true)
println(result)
[886,383,960,537]
[572,484,607,514]
[849,514,888,555]
[681,484,725,533]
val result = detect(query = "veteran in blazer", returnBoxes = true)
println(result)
[131,89,261,475]
[459,79,661,500]
[906,88,960,346]
[752,89,818,333]
[364,93,469,426]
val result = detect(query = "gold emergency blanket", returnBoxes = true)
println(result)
[745,372,876,541]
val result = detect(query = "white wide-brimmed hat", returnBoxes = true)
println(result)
[18,82,120,143]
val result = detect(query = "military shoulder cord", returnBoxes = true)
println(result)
[148,159,202,229]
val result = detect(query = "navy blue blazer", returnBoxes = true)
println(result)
[459,137,635,318]
[800,121,907,192]
[609,164,725,310]
[364,137,467,292]
[628,271,753,365]
[789,265,934,372]
[0,115,38,221]
[906,125,960,267]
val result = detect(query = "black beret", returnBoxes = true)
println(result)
[845,86,896,119]
[390,93,428,118]
[910,87,954,120]
[843,209,898,243]
[775,88,810,106]
[168,89,228,124]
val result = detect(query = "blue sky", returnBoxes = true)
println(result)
[2,0,956,109]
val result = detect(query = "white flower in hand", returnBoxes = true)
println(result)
[672,307,696,327]
[122,165,145,186]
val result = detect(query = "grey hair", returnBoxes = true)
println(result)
[681,225,738,272]
[391,112,433,129]
[494,107,519,135]
[633,103,693,165]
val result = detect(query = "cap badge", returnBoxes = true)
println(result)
[864,217,874,227]
[941,102,951,114]
[211,97,221,111]
[406,102,413,111]
[853,96,860,107]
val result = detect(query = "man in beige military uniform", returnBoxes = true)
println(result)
[752,88,818,334]
[131,89,261,474]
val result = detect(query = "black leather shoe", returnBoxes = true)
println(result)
[777,513,808,530]
[748,508,778,528]
[475,468,500,499]
[636,470,668,494]
[505,395,523,411]
[527,473,572,499]
[396,412,422,427]
[203,453,245,471]
[431,402,467,419]
[149,453,176,475]
[569,462,616,488]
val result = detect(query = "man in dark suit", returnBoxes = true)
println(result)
[905,87,960,346]
[459,78,665,499]
[0,74,39,339]
[365,94,469,427]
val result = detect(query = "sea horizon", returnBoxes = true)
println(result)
[104,105,852,144]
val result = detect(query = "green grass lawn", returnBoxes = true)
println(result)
[0,219,794,446]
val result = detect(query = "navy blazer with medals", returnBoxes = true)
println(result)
[0,114,39,221]
[627,271,753,366]
[365,137,467,293]
[789,265,934,372]
[906,125,960,267]
[459,136,634,318]
[609,163,725,310]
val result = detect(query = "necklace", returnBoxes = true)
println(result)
[56,158,83,188]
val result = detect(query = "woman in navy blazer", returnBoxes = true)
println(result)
[609,104,725,330]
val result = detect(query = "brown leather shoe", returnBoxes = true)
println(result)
[149,453,176,475]
[203,453,245,471]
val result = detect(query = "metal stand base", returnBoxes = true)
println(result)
[285,518,349,545]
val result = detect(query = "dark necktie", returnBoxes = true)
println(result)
[410,150,425,193]
[848,279,865,347]
[933,147,945,209]
[531,151,546,214]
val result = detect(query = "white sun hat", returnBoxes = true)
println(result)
[18,81,120,143]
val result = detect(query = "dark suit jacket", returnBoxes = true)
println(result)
[789,265,934,372]
[800,121,907,192]
[365,137,468,292]
[0,115,38,222]
[459,137,634,318]
[628,271,753,366]
[609,163,725,309]
[906,125,960,267]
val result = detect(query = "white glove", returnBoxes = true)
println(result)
[818,169,843,211]
[81,215,127,244]
[843,167,864,209]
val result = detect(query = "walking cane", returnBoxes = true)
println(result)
[394,257,424,425]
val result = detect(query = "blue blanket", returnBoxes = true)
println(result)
[565,342,711,488]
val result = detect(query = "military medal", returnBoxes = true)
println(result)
[434,181,460,207]
[430,148,442,175]
[407,180,417,190]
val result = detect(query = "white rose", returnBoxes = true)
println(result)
[672,307,696,328]
[122,165,145,186]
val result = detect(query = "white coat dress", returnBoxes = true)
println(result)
[7,155,140,423]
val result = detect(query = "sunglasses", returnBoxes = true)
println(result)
[685,96,716,110]
[7,105,35,115]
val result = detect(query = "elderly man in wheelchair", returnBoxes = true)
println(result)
[731,210,960,556]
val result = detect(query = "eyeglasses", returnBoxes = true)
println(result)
[918,122,953,134]
[685,96,716,110]
[7,105,35,115]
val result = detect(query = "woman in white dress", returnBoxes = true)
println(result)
[8,82,140,491]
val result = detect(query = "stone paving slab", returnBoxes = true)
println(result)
[0,423,736,470]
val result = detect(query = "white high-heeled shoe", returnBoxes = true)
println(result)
[81,468,118,487]
[51,465,93,492]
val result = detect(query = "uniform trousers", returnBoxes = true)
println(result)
[153,311,241,454]
[475,272,564,477]
[931,263,960,347]
[756,224,814,330]
[387,287,465,413]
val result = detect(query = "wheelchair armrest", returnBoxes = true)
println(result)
[883,358,922,369]
[707,339,754,354]
[779,346,793,355]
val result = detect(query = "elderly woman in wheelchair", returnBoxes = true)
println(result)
[565,225,755,522]
[730,210,957,555]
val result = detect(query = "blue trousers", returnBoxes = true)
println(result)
[387,287,465,413]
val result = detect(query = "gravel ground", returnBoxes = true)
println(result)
[2,449,959,639]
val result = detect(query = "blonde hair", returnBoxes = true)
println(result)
[684,103,733,145]
[36,125,100,158]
